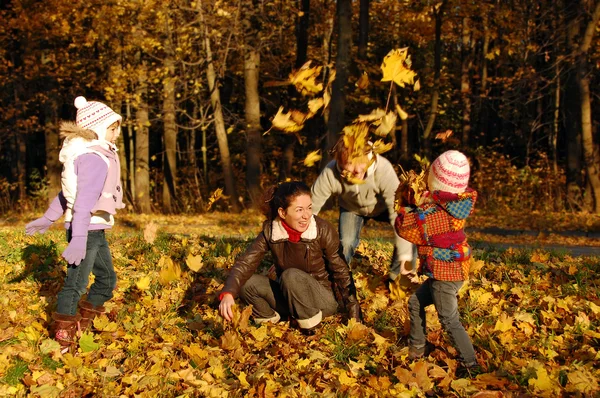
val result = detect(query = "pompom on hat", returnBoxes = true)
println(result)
[74,96,122,142]
[427,150,470,194]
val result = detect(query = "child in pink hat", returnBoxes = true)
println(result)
[25,96,125,352]
[394,150,482,378]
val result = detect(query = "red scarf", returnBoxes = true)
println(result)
[281,220,302,242]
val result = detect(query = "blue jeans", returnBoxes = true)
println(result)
[408,279,477,366]
[56,230,117,315]
[339,208,414,279]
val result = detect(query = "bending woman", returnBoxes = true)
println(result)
[218,181,361,334]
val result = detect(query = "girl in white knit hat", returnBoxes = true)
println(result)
[25,96,125,353]
[394,149,482,378]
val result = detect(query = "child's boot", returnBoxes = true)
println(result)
[79,301,106,331]
[51,313,81,353]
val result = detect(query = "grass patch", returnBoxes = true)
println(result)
[2,359,28,385]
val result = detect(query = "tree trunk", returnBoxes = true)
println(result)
[567,0,600,212]
[296,0,310,67]
[460,16,472,147]
[358,0,369,60]
[325,0,352,159]
[162,56,178,213]
[135,64,151,214]
[244,47,262,206]
[422,0,447,158]
[44,101,61,202]
[203,25,242,213]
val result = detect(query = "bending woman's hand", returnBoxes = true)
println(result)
[219,293,235,321]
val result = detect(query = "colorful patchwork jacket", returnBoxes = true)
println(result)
[394,189,477,281]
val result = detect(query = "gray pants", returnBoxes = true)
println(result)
[240,268,339,329]
[408,279,477,366]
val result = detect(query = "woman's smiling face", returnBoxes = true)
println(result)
[278,193,312,233]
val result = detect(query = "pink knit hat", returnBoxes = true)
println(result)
[74,96,122,142]
[428,150,470,193]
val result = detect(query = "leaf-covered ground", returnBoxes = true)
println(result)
[1,211,599,397]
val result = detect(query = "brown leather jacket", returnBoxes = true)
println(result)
[221,216,361,320]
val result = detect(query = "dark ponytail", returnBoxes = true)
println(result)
[260,181,311,220]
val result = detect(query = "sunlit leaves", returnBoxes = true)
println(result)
[303,150,322,167]
[271,106,307,133]
[380,48,417,88]
[289,61,324,96]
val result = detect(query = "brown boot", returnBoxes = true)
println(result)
[79,301,106,331]
[51,313,81,353]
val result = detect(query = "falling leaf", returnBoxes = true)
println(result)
[380,48,417,88]
[435,129,453,142]
[289,61,324,95]
[374,112,397,137]
[206,188,224,211]
[396,104,408,120]
[185,254,204,272]
[356,72,369,90]
[220,331,241,351]
[303,150,322,167]
[371,139,394,155]
[307,97,324,117]
[159,256,181,284]
[270,106,306,133]
[143,222,158,244]
[354,108,386,123]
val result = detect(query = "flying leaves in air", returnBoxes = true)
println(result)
[289,61,324,96]
[206,188,223,211]
[381,48,418,88]
[303,150,322,167]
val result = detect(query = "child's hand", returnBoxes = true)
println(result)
[25,216,53,235]
[62,236,87,266]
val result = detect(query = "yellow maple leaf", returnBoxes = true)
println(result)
[307,97,324,117]
[396,104,409,120]
[296,358,311,369]
[494,313,514,332]
[380,48,417,88]
[289,61,323,95]
[93,315,118,332]
[185,254,204,272]
[159,256,181,284]
[136,275,151,291]
[271,106,306,133]
[238,371,250,388]
[354,108,386,123]
[371,139,394,154]
[374,112,397,137]
[303,150,322,167]
[338,371,357,386]
[528,365,556,393]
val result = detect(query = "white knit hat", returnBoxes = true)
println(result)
[428,150,470,193]
[74,96,122,141]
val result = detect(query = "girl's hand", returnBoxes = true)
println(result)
[219,294,235,321]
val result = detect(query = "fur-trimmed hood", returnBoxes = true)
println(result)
[58,121,116,164]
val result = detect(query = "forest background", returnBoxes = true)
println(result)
[0,0,599,216]
[1,1,600,396]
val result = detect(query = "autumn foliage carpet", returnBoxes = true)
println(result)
[1,211,599,397]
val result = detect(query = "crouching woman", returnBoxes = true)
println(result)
[218,181,362,334]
